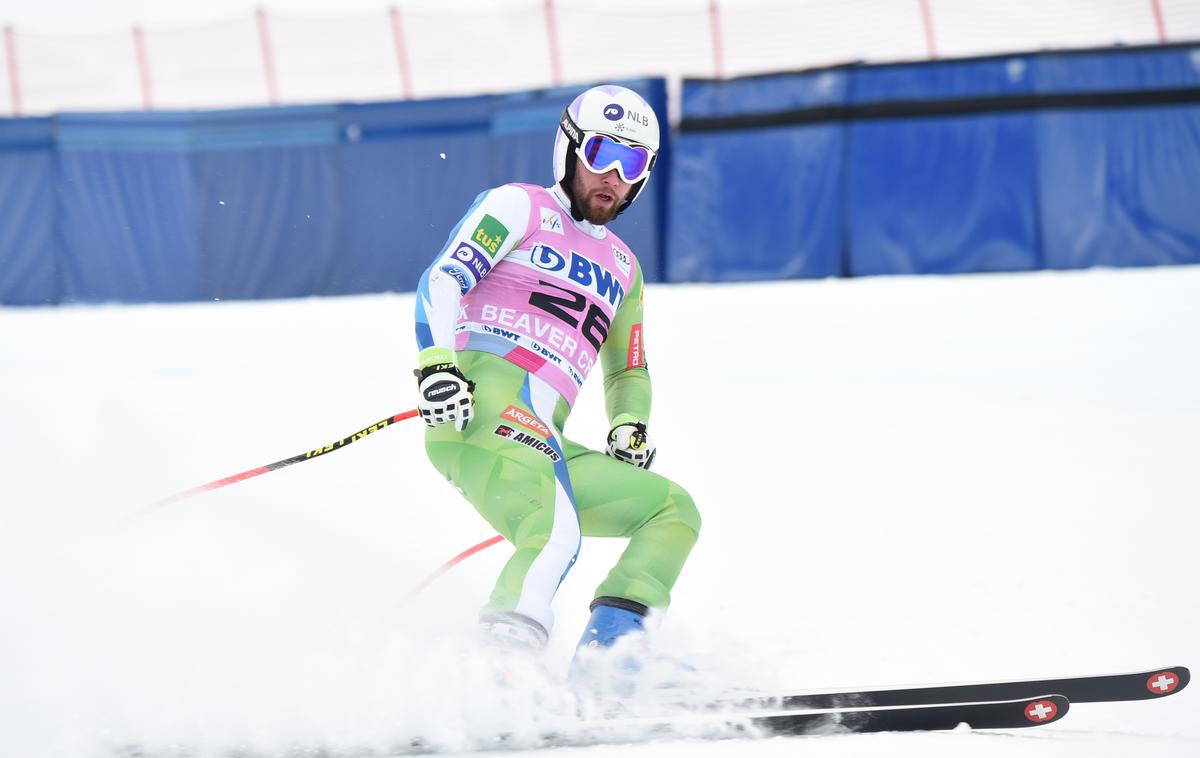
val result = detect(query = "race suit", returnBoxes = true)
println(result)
[414,182,700,637]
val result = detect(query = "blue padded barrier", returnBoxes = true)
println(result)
[1032,48,1200,269]
[3,48,1199,305]
[668,70,848,283]
[845,56,1040,276]
[1032,47,1200,94]
[55,113,200,303]
[190,107,342,300]
[1035,104,1200,270]
[0,119,57,305]
[0,79,666,305]
[674,43,1200,281]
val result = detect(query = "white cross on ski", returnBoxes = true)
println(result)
[1151,674,1176,692]
[1028,702,1054,720]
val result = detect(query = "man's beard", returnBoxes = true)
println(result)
[571,180,623,225]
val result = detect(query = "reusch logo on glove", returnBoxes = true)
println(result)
[424,381,459,400]
[501,405,550,438]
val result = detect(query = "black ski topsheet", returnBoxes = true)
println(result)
[751,694,1070,735]
[726,665,1189,712]
[448,694,1072,752]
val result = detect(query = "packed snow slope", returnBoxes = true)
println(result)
[1,266,1197,757]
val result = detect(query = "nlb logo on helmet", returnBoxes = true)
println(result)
[603,103,624,121]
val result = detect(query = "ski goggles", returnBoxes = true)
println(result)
[576,133,655,184]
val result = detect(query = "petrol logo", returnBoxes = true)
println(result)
[626,323,644,369]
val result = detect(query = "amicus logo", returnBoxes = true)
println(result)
[603,103,624,121]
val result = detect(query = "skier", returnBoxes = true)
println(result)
[413,85,700,678]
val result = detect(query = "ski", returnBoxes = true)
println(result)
[418,694,1071,753]
[717,665,1189,712]
[746,693,1070,735]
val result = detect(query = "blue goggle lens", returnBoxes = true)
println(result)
[580,135,652,182]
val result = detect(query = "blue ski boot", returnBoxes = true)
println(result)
[576,599,647,650]
[570,598,702,706]
[568,598,649,700]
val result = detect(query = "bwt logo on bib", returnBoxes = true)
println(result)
[603,103,624,121]
[531,243,625,308]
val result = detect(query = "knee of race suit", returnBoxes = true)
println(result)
[668,482,702,538]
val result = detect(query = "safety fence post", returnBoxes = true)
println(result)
[255,6,280,105]
[543,0,563,87]
[3,25,19,116]
[388,5,414,100]
[132,25,153,110]
[1149,0,1168,42]
[709,0,725,79]
[917,0,938,59]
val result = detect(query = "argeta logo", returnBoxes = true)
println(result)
[502,405,551,437]
[603,103,624,121]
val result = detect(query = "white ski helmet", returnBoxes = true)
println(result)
[553,84,660,219]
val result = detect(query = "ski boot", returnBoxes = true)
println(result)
[569,598,702,709]
[568,598,655,705]
[478,612,552,689]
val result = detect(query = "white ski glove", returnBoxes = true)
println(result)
[414,347,474,432]
[606,414,656,470]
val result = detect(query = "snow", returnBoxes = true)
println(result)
[1,265,1197,757]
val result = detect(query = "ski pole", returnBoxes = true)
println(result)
[129,409,421,520]
[402,534,505,603]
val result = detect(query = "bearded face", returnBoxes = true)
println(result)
[570,157,632,225]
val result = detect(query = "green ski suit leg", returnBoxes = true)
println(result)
[424,351,700,636]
